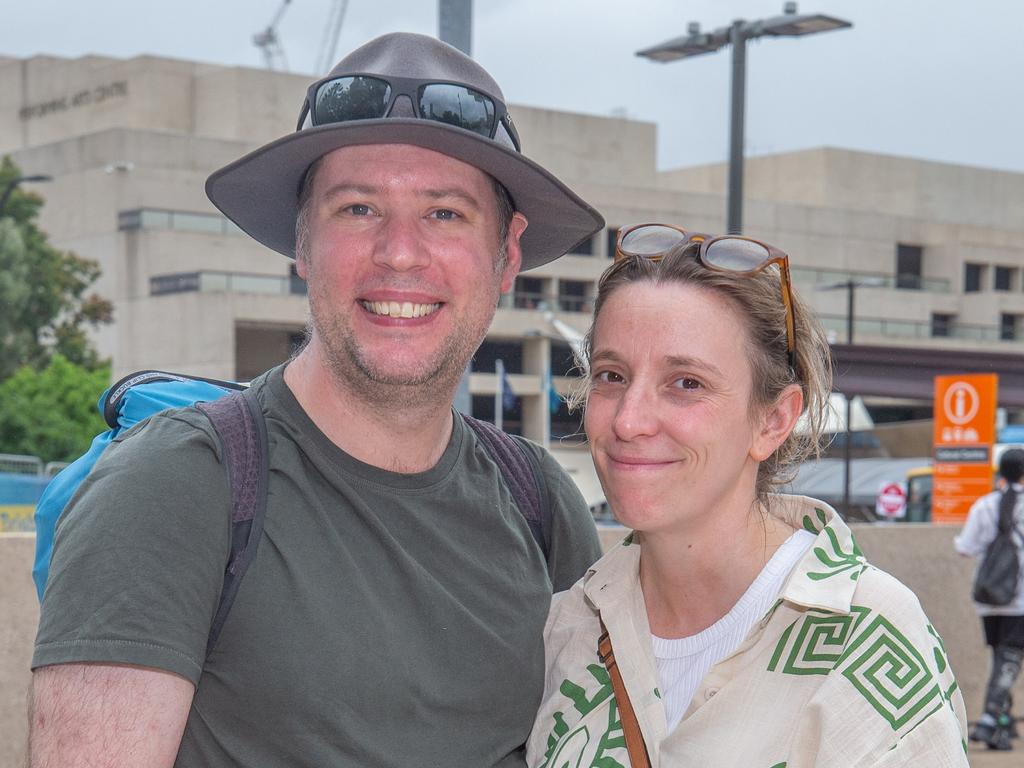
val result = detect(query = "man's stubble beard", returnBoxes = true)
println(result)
[305,271,503,413]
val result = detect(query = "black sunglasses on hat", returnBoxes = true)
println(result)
[297,74,521,152]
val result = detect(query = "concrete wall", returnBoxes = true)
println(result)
[4,526,1020,764]
[1,534,38,768]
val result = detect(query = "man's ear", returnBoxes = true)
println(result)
[751,383,804,462]
[499,213,528,293]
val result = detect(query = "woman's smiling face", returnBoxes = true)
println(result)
[585,280,771,534]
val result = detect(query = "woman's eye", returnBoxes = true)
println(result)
[594,370,623,384]
[673,377,702,390]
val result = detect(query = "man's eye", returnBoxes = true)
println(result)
[430,209,459,221]
[345,204,372,216]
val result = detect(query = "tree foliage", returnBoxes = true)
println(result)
[0,156,113,380]
[0,355,110,463]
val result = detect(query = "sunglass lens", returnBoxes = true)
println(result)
[313,76,391,124]
[419,84,496,137]
[619,225,686,256]
[703,237,771,271]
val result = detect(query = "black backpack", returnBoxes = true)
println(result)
[972,491,1022,606]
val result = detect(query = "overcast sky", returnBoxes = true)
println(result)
[5,0,1023,173]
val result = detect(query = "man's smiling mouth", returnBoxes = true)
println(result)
[360,300,442,318]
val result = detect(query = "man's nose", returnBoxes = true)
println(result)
[372,214,431,272]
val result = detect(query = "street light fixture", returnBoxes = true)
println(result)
[818,277,884,516]
[637,3,852,234]
[0,174,54,215]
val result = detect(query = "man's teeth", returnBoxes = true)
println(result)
[362,300,441,318]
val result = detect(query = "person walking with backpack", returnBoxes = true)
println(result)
[955,448,1024,751]
[28,32,604,767]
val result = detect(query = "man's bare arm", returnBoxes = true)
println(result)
[29,663,194,768]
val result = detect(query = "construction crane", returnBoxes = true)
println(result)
[253,0,293,71]
[316,0,350,74]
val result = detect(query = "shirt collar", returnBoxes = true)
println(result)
[582,495,866,616]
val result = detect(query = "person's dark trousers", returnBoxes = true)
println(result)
[984,645,1023,717]
[975,615,1024,750]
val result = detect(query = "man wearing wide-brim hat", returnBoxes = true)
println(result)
[30,32,604,767]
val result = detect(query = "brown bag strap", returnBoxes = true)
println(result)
[598,616,652,768]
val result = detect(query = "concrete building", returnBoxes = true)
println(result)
[3,52,1024,501]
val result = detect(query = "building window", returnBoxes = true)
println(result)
[550,341,578,377]
[569,235,594,255]
[1001,314,1020,341]
[964,263,984,293]
[288,263,307,295]
[550,398,584,442]
[557,280,590,313]
[994,266,1016,291]
[471,395,522,436]
[472,340,523,374]
[513,277,546,309]
[606,227,620,259]
[895,244,923,290]
[931,313,955,338]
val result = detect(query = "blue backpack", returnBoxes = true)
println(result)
[34,370,552,652]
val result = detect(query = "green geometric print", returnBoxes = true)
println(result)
[540,664,626,768]
[770,607,942,732]
[838,615,940,730]
[768,606,871,675]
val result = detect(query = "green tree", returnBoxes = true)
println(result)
[0,355,110,463]
[0,156,113,380]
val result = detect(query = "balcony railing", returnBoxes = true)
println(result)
[819,314,1011,343]
[499,292,591,313]
[791,266,950,293]
[150,271,307,296]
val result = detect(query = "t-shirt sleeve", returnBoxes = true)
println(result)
[518,441,602,593]
[32,410,232,685]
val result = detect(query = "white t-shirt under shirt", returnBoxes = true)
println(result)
[652,529,818,732]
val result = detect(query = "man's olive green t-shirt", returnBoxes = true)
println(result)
[34,365,602,767]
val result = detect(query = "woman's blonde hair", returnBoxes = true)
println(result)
[574,241,834,501]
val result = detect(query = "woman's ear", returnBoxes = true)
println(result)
[751,384,804,462]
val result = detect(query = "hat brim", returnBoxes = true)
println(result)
[205,119,605,271]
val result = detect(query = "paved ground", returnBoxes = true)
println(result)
[966,738,1022,765]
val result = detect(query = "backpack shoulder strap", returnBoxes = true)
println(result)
[461,414,552,561]
[197,386,269,656]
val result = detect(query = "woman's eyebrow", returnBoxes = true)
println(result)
[663,355,725,379]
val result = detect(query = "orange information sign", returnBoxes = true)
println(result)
[932,373,998,523]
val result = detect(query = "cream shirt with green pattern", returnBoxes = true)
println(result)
[527,495,969,768]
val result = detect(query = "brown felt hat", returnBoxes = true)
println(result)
[205,32,604,270]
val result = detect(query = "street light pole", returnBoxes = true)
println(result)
[637,4,852,235]
[728,21,746,234]
[843,281,855,515]
[818,276,883,516]
[0,174,53,215]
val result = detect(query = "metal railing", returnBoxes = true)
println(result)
[0,454,43,475]
[791,266,950,293]
[119,208,243,236]
[818,314,1009,343]
[150,271,307,297]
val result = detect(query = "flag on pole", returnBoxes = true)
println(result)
[503,369,517,411]
[548,381,561,414]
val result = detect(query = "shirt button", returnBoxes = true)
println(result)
[705,688,718,700]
